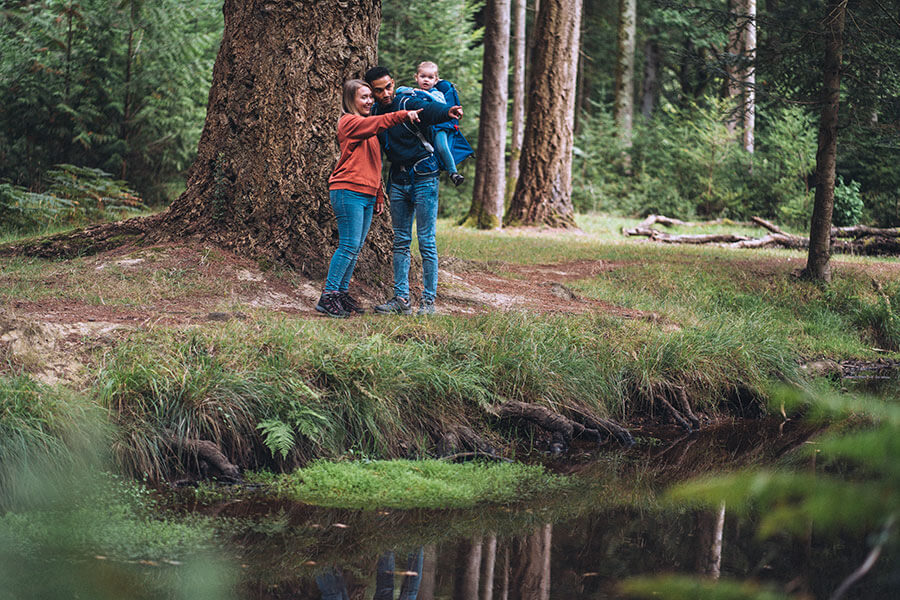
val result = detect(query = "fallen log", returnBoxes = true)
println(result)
[623,215,900,256]
[168,436,242,482]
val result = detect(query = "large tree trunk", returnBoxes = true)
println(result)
[464,0,510,230]
[802,0,847,282]
[613,0,636,148]
[505,0,527,206]
[453,537,483,600]
[155,0,386,282]
[505,0,582,228]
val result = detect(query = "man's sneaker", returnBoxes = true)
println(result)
[339,292,365,314]
[450,173,465,187]
[417,297,436,316]
[373,296,412,315]
[315,292,350,318]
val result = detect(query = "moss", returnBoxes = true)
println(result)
[269,459,573,509]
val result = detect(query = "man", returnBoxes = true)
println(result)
[364,66,463,315]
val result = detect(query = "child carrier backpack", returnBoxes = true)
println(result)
[395,85,474,171]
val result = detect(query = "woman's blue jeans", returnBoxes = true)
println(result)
[325,189,375,293]
[388,170,439,302]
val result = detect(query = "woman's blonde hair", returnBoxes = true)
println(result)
[342,79,373,115]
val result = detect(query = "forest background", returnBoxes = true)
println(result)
[2,0,899,236]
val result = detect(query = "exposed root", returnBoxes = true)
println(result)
[168,436,242,483]
[435,426,500,460]
[646,383,703,433]
[495,400,633,454]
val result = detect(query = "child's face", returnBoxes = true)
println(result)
[415,67,439,91]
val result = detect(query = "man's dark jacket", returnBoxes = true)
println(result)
[371,93,454,174]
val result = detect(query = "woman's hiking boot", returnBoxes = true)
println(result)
[339,292,365,314]
[374,296,412,315]
[316,292,350,318]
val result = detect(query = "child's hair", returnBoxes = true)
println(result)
[341,79,372,115]
[416,61,439,75]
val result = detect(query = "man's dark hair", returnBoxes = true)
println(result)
[364,66,391,84]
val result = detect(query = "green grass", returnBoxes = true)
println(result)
[91,311,800,480]
[267,458,570,509]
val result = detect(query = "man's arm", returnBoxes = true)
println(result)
[401,95,462,125]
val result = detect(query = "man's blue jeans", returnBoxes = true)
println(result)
[388,169,439,302]
[374,548,425,600]
[324,189,375,293]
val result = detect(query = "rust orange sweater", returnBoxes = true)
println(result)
[328,111,410,203]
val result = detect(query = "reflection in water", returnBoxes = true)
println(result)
[694,501,726,579]
[315,548,424,600]
[206,419,895,599]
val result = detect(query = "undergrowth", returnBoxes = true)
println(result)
[93,312,799,481]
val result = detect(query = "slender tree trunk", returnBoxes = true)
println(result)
[121,1,136,180]
[640,30,660,119]
[481,534,498,600]
[505,0,582,228]
[724,0,742,134]
[453,537,483,600]
[614,0,636,149]
[802,0,847,282]
[155,0,386,283]
[509,525,552,600]
[464,0,510,229]
[742,0,756,153]
[419,544,437,600]
[505,0,527,206]
[695,501,726,579]
[574,8,587,134]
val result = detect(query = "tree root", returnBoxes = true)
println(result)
[168,436,242,483]
[495,400,634,454]
[435,426,501,460]
[646,383,703,433]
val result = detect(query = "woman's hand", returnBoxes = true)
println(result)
[407,108,423,123]
[375,198,385,215]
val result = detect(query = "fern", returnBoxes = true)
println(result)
[256,419,295,460]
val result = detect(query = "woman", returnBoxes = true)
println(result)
[317,79,421,318]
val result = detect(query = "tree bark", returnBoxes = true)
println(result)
[505,0,527,206]
[640,29,661,119]
[505,0,582,228]
[742,0,757,153]
[152,0,386,283]
[481,534,498,600]
[725,0,742,134]
[464,0,510,230]
[509,525,551,600]
[613,0,636,148]
[695,501,726,579]
[453,537,483,600]
[802,0,847,282]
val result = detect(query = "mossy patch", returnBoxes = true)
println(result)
[266,459,573,509]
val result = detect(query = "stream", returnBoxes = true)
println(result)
[163,417,895,599]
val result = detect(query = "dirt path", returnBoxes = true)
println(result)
[2,240,897,386]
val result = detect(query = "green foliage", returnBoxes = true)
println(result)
[0,164,146,236]
[0,0,222,205]
[574,99,818,221]
[832,176,864,227]
[621,576,792,600]
[0,373,98,503]
[274,459,568,509]
[256,419,295,461]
